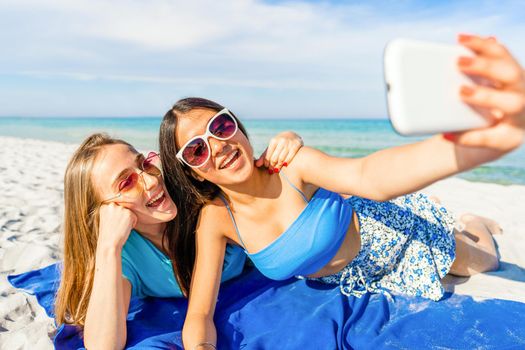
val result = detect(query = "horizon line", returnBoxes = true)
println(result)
[0,115,389,120]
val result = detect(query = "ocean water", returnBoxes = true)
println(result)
[0,117,524,185]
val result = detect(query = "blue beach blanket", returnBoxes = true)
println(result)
[8,263,525,349]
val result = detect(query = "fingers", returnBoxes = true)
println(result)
[460,84,525,115]
[260,139,286,173]
[255,149,267,168]
[458,34,524,88]
[263,139,278,169]
[268,143,288,171]
[458,55,523,87]
[260,132,304,173]
[280,141,303,169]
[255,141,283,172]
[260,141,297,173]
[98,202,136,246]
[268,137,304,171]
[458,34,508,58]
[443,121,524,151]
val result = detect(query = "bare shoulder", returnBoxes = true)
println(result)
[282,146,328,184]
[196,197,234,242]
[287,146,328,171]
[201,197,234,218]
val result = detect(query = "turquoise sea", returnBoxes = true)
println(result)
[1,117,524,185]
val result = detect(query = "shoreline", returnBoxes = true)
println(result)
[1,136,524,349]
[1,135,524,186]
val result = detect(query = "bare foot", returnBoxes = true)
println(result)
[459,213,503,235]
[428,195,441,204]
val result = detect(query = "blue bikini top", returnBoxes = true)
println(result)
[221,172,353,280]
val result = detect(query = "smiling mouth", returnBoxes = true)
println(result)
[146,190,166,208]
[219,149,240,170]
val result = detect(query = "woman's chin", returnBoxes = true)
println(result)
[221,158,255,184]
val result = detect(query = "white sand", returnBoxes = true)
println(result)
[1,136,524,349]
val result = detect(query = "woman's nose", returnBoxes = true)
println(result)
[140,171,159,191]
[209,136,226,157]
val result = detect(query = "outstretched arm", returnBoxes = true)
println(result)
[293,35,525,201]
[293,136,500,201]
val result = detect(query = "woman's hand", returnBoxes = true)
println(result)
[255,131,304,173]
[446,34,525,151]
[97,203,137,251]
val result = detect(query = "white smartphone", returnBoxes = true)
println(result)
[384,38,491,136]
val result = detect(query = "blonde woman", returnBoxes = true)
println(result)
[54,130,303,349]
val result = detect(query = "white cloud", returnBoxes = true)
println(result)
[1,0,524,117]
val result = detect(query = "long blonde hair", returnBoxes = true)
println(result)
[54,133,135,326]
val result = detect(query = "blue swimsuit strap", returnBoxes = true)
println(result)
[218,195,249,251]
[218,170,309,253]
[279,171,309,203]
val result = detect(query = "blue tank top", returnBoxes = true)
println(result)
[122,230,246,298]
[221,172,353,280]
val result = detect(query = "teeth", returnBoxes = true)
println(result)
[220,150,239,169]
[147,191,164,206]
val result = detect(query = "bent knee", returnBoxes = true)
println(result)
[450,244,499,277]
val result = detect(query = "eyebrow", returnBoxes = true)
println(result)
[178,112,216,147]
[110,153,144,189]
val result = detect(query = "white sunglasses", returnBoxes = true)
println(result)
[176,108,239,168]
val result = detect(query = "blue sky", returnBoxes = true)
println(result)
[1,0,524,118]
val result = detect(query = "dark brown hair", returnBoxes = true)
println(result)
[159,97,249,296]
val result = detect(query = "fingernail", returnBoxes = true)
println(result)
[458,34,473,43]
[460,86,475,97]
[458,56,473,66]
[273,168,279,173]
[268,169,273,174]
[443,133,456,142]
[487,36,497,42]
[283,162,288,167]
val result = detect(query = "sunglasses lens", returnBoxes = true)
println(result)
[142,152,162,176]
[182,138,209,167]
[209,113,237,139]
[118,172,141,194]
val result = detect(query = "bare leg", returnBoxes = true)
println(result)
[459,213,503,235]
[449,225,499,277]
[426,196,500,276]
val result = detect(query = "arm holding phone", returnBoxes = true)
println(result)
[371,34,524,200]
[370,29,525,196]
[298,34,524,201]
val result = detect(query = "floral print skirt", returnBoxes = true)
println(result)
[307,193,456,301]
